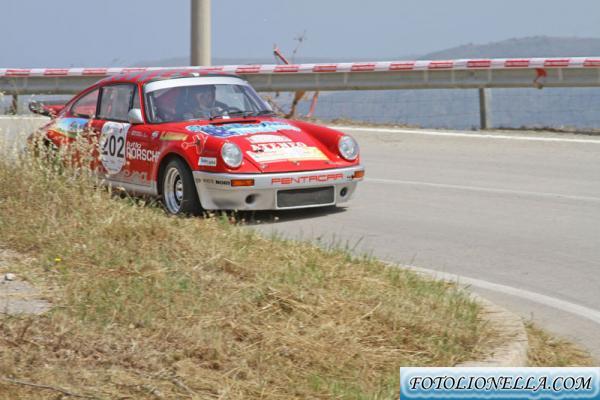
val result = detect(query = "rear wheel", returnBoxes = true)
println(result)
[161,158,202,215]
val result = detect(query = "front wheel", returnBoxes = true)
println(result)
[161,158,202,215]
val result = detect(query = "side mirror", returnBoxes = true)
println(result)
[29,101,53,117]
[128,108,144,124]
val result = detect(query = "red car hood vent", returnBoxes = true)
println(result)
[211,118,261,125]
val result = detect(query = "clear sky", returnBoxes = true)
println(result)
[3,0,600,67]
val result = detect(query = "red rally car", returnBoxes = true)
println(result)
[30,70,364,215]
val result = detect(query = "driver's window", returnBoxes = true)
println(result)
[98,84,135,122]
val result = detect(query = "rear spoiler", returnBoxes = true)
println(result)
[28,100,67,118]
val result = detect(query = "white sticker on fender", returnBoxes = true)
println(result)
[198,157,217,167]
[100,121,130,175]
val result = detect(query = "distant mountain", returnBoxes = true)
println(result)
[135,57,272,67]
[135,56,381,67]
[419,36,600,60]
[137,36,600,68]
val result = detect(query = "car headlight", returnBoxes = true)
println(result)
[338,135,359,161]
[221,142,243,168]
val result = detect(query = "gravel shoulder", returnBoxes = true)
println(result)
[0,249,51,316]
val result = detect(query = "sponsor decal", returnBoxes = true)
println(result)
[198,157,217,167]
[126,142,159,162]
[186,125,207,133]
[272,173,344,185]
[121,170,151,185]
[247,134,292,144]
[247,142,328,163]
[100,121,130,175]
[160,132,188,141]
[186,121,300,137]
[250,142,305,152]
[181,134,204,150]
[129,130,146,138]
[52,117,89,138]
[106,170,151,186]
[202,178,230,186]
[188,134,207,152]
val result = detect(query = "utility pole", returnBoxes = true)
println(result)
[190,0,211,66]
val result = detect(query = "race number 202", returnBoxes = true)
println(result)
[100,122,130,174]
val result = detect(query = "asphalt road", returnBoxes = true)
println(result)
[2,117,600,360]
[252,125,600,361]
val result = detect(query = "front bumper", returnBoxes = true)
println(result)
[192,165,364,210]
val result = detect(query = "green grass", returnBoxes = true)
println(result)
[0,144,493,399]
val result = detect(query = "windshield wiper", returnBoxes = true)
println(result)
[208,110,251,120]
[228,110,256,118]
[209,110,274,120]
[249,110,275,117]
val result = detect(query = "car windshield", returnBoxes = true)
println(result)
[144,77,273,123]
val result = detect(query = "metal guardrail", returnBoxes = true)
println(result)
[3,57,600,95]
[3,57,600,128]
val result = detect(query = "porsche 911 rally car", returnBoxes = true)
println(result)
[30,70,364,215]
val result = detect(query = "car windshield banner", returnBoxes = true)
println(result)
[400,367,600,399]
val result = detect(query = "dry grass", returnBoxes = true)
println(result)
[0,144,494,399]
[527,323,595,367]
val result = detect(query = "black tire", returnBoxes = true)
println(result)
[160,158,202,215]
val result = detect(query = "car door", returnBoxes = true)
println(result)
[40,87,100,168]
[46,87,98,148]
[95,83,157,191]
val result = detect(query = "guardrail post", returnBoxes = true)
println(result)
[8,95,18,115]
[478,88,491,130]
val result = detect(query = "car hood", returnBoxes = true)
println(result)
[163,118,354,173]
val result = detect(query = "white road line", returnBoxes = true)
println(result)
[334,125,600,144]
[366,177,600,203]
[402,264,600,326]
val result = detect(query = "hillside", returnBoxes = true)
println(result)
[420,36,600,59]
[139,36,600,66]
[135,56,378,67]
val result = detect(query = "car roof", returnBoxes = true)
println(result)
[97,69,243,87]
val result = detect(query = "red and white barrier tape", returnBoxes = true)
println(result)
[2,57,600,78]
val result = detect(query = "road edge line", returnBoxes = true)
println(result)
[333,125,600,144]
